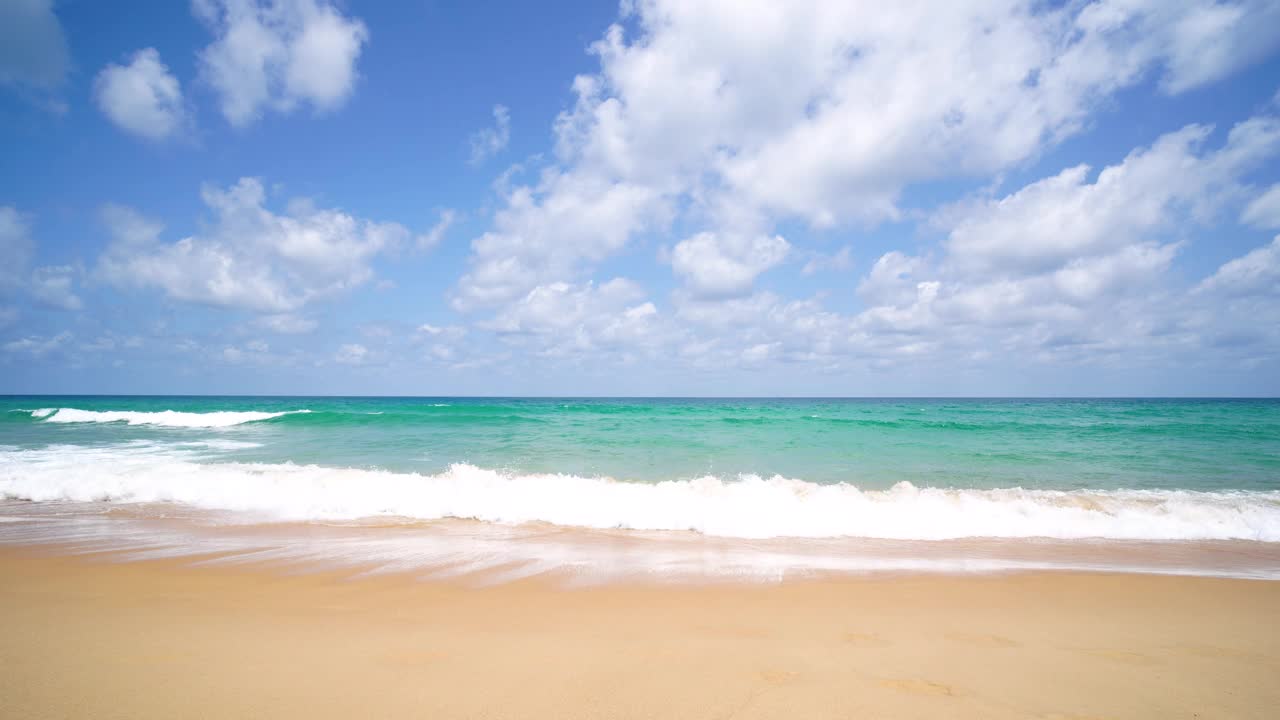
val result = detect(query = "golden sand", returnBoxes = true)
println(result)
[1,548,1277,719]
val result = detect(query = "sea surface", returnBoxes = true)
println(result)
[2,396,1279,582]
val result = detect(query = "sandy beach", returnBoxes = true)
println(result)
[2,548,1277,719]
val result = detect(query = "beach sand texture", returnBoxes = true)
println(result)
[2,549,1277,719]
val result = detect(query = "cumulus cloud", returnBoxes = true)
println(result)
[453,171,664,309]
[98,178,405,313]
[1242,184,1280,229]
[194,0,369,127]
[672,290,851,369]
[473,108,1280,375]
[484,279,669,361]
[0,0,70,102]
[456,0,1280,316]
[943,118,1280,274]
[1198,236,1280,297]
[844,113,1280,362]
[469,105,511,164]
[857,252,928,309]
[670,232,790,298]
[94,48,189,140]
[1149,0,1280,94]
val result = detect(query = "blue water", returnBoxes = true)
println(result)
[3,396,1279,491]
[1,396,1278,545]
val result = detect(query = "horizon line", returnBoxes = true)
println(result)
[3,394,1278,400]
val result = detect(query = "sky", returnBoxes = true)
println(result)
[2,0,1280,397]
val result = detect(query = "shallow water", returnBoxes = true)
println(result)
[2,396,1278,580]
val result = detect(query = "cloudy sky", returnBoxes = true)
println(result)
[2,0,1280,396]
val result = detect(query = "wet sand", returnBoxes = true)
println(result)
[1,547,1278,719]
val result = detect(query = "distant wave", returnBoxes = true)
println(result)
[7,406,559,429]
[2,444,1277,541]
[19,408,310,428]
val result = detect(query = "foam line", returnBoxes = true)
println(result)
[2,445,1277,541]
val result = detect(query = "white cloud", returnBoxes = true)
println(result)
[417,323,465,339]
[458,0,1280,318]
[418,208,456,250]
[670,232,790,298]
[1242,184,1280,229]
[452,102,1280,376]
[98,178,404,313]
[469,105,511,164]
[841,114,1280,362]
[94,48,189,140]
[943,118,1280,274]
[633,111,1280,373]
[97,202,165,246]
[0,0,70,99]
[1051,243,1180,305]
[487,278,644,333]
[413,323,469,365]
[3,330,70,358]
[857,251,927,308]
[1152,0,1280,94]
[484,279,670,360]
[673,290,852,369]
[453,171,664,309]
[333,342,367,365]
[29,265,82,310]
[1198,236,1280,297]
[194,0,369,127]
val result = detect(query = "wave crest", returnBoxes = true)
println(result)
[23,408,310,428]
[1,445,1277,541]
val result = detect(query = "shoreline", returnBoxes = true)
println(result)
[3,546,1278,718]
[5,503,1280,583]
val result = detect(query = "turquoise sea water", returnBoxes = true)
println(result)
[3,396,1279,491]
[3,397,1280,576]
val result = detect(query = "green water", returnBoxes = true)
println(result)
[4,396,1278,491]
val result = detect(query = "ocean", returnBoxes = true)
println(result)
[3,396,1279,582]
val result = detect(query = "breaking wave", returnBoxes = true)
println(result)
[2,444,1277,541]
[16,408,311,428]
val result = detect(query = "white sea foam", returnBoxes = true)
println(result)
[10,408,58,418]
[28,408,309,427]
[2,444,1278,541]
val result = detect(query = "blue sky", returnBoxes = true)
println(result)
[2,0,1280,396]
